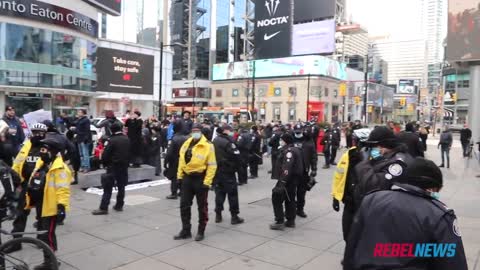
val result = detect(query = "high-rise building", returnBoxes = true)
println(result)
[370,38,428,88]
[422,0,447,64]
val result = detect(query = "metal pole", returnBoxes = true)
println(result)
[306,74,311,121]
[158,42,164,120]
[192,80,196,117]
[363,55,369,124]
[251,60,256,120]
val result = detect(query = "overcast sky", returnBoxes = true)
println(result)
[347,0,424,39]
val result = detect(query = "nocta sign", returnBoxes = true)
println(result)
[256,0,289,29]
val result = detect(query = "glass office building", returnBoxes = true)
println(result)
[0,0,99,117]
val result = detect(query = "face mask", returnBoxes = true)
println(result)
[431,192,440,200]
[370,147,382,160]
[294,133,303,139]
[40,152,53,163]
[228,131,234,137]
[192,132,202,140]
[279,140,286,148]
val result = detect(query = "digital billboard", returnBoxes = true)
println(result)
[397,79,417,94]
[292,20,335,55]
[294,0,336,22]
[96,48,154,95]
[254,0,292,59]
[447,0,479,62]
[212,55,347,81]
[82,0,121,16]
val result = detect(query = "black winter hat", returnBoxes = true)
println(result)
[111,122,123,133]
[173,120,184,134]
[280,133,294,145]
[399,157,443,189]
[366,126,398,148]
[192,123,203,130]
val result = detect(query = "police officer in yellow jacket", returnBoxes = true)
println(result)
[25,137,71,270]
[174,123,217,241]
[331,128,370,242]
[6,123,48,254]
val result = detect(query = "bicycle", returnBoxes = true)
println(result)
[0,215,59,270]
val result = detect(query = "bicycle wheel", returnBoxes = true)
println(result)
[0,237,58,270]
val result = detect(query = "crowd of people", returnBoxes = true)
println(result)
[0,103,472,269]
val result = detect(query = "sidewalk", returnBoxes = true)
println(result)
[5,145,479,270]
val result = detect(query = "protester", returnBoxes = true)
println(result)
[249,125,262,179]
[181,111,193,134]
[165,120,188,199]
[2,106,25,154]
[397,122,425,157]
[438,126,453,168]
[125,110,143,167]
[460,124,472,157]
[73,109,91,173]
[96,110,123,137]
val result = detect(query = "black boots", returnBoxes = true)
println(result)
[195,231,205,241]
[173,229,192,240]
[166,194,178,200]
[231,215,244,225]
[92,209,108,215]
[285,220,296,228]
[215,212,222,223]
[270,221,285,230]
[297,211,307,218]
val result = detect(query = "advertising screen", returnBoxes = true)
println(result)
[96,48,154,95]
[254,0,292,59]
[82,0,121,16]
[292,20,335,55]
[447,0,480,61]
[397,79,416,94]
[294,0,336,22]
[212,55,347,81]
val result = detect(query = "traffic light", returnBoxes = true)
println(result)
[339,83,347,97]
[452,93,457,103]
[399,97,406,107]
[354,96,361,105]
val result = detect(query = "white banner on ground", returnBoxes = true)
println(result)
[85,178,170,195]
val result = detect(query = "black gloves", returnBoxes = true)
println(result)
[57,204,66,223]
[202,184,211,191]
[306,176,317,191]
[332,199,340,212]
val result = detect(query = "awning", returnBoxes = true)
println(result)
[444,108,454,118]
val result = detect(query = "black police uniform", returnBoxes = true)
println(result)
[293,131,317,216]
[165,132,188,197]
[99,132,130,211]
[249,131,262,178]
[268,130,282,172]
[213,133,241,217]
[236,130,251,185]
[397,131,425,157]
[330,127,341,164]
[271,144,304,226]
[353,146,413,208]
[344,183,468,270]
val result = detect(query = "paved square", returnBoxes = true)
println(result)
[27,139,479,269]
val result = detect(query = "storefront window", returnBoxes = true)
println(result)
[0,22,96,91]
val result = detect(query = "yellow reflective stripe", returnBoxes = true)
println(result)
[47,182,69,188]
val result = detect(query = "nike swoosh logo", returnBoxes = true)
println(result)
[264,31,281,40]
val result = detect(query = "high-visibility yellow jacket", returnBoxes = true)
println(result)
[25,156,71,217]
[331,147,355,201]
[177,135,217,187]
[12,140,33,183]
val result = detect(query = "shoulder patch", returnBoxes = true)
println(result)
[286,152,293,158]
[453,219,461,237]
[385,173,393,180]
[59,171,68,180]
[388,163,403,176]
[231,143,237,149]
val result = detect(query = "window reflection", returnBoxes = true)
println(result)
[0,22,96,91]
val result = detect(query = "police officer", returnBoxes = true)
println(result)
[236,128,251,185]
[26,137,72,269]
[5,123,47,253]
[397,122,425,157]
[249,125,261,179]
[165,120,188,199]
[292,124,317,218]
[270,133,304,230]
[92,122,130,215]
[213,125,244,225]
[321,125,334,169]
[331,128,370,243]
[268,125,282,174]
[174,124,217,241]
[353,126,414,207]
[343,158,468,270]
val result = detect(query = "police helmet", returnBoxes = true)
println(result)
[30,123,48,132]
